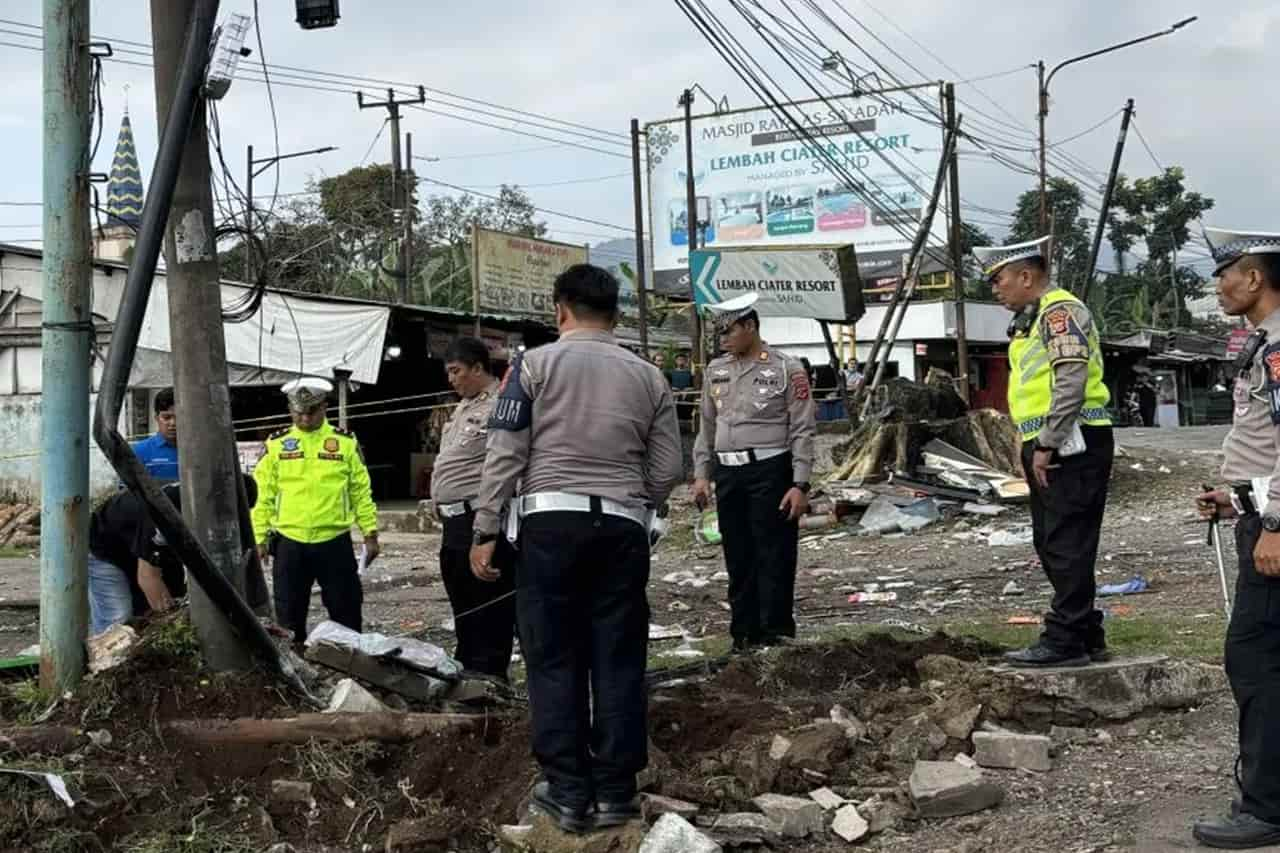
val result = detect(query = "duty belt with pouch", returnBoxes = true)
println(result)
[1231,477,1272,517]
[436,499,473,520]
[717,447,788,467]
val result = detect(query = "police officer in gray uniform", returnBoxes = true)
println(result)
[1194,228,1280,849]
[691,293,817,652]
[431,336,515,681]
[470,264,683,834]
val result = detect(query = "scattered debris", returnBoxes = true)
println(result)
[832,803,870,842]
[972,731,1052,772]
[909,760,1005,819]
[649,624,687,641]
[829,704,868,741]
[87,623,137,674]
[384,817,452,852]
[1099,576,1149,596]
[269,779,314,808]
[641,813,722,853]
[1001,581,1024,596]
[860,496,941,535]
[1049,725,1092,747]
[694,511,722,546]
[988,527,1034,547]
[809,786,846,810]
[887,712,948,763]
[940,704,983,741]
[752,793,825,838]
[858,794,908,834]
[962,502,1009,517]
[769,734,793,761]
[1006,615,1042,625]
[0,767,75,807]
[954,753,978,769]
[783,723,851,773]
[324,678,387,714]
[848,591,898,604]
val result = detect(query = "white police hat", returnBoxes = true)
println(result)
[1204,227,1280,276]
[706,292,760,332]
[281,377,333,411]
[972,235,1051,279]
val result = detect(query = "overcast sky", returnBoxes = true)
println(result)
[0,0,1266,276]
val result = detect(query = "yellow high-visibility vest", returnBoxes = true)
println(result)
[1007,288,1111,443]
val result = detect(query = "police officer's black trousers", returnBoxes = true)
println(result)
[517,511,650,810]
[714,453,798,643]
[1021,425,1113,654]
[439,511,516,679]
[272,533,362,643]
[1226,513,1280,823]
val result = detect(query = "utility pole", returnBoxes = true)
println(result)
[630,119,649,354]
[1037,61,1048,234]
[357,87,424,214]
[679,88,703,370]
[244,143,335,283]
[151,0,250,670]
[944,83,969,405]
[402,132,413,304]
[1080,99,1134,306]
[39,0,92,692]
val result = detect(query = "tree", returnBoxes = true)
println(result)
[1099,167,1215,331]
[958,222,993,299]
[1008,177,1091,292]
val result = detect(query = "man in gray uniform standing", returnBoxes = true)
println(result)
[691,293,816,652]
[431,336,515,681]
[470,264,683,833]
[1193,228,1280,849]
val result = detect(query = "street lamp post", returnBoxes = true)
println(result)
[245,143,337,280]
[1037,16,1196,233]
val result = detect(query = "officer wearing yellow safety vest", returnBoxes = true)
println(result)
[976,236,1114,668]
[252,377,380,643]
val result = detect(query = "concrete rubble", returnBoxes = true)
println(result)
[640,793,699,821]
[972,731,1053,772]
[909,760,1005,819]
[638,814,721,853]
[940,703,983,741]
[752,792,826,838]
[324,678,388,714]
[783,722,850,772]
[829,704,868,741]
[887,712,949,763]
[858,794,908,834]
[832,804,870,842]
[808,786,846,810]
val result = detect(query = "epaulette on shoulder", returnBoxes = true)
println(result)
[332,426,355,439]
[267,427,291,441]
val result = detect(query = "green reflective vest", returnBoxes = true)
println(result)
[1007,288,1111,443]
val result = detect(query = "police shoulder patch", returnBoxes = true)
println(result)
[1264,342,1280,425]
[268,427,290,441]
[489,351,533,432]
[331,426,355,439]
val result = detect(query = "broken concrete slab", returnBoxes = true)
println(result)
[784,723,849,773]
[972,731,1052,772]
[731,740,781,795]
[306,641,450,704]
[709,813,783,847]
[940,704,983,741]
[909,761,1005,819]
[990,655,1228,722]
[641,794,699,822]
[887,713,948,763]
[954,753,978,769]
[498,825,532,851]
[769,734,792,761]
[1049,725,1091,747]
[829,704,868,741]
[639,814,721,853]
[858,795,908,835]
[752,793,825,838]
[808,786,845,811]
[832,804,869,842]
[325,679,387,714]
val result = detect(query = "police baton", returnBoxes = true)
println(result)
[1203,484,1232,620]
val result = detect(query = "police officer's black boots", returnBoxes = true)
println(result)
[1003,642,1090,668]
[1193,812,1280,849]
[530,781,594,835]
[594,797,641,829]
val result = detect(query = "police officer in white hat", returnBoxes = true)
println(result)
[1193,228,1280,849]
[976,236,1113,668]
[691,292,816,653]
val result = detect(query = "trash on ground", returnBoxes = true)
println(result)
[1001,581,1024,596]
[305,621,462,679]
[87,623,137,674]
[962,502,1008,517]
[1006,615,1042,625]
[1098,576,1149,597]
[0,768,75,807]
[649,624,686,641]
[859,496,940,535]
[694,510,722,546]
[988,527,1034,547]
[849,591,899,604]
[920,439,1029,501]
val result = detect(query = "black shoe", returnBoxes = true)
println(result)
[1193,812,1280,849]
[531,781,593,835]
[1087,646,1113,663]
[1003,643,1090,668]
[594,797,641,829]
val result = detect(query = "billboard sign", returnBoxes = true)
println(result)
[689,245,864,322]
[645,93,943,284]
[473,226,587,318]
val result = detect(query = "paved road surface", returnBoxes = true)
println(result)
[1119,425,1228,454]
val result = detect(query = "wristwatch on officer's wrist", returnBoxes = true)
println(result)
[473,531,499,546]
[1263,515,1280,533]
[793,482,810,495]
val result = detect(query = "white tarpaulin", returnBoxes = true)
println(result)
[92,277,390,386]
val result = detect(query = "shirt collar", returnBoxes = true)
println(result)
[560,328,617,345]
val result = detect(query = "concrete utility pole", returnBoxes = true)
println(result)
[402,132,413,304]
[39,0,93,692]
[944,83,969,405]
[679,88,703,371]
[151,0,251,670]
[1080,99,1135,306]
[630,119,649,354]
[357,88,425,303]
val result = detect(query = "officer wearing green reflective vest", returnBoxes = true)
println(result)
[976,236,1114,668]
[251,377,380,642]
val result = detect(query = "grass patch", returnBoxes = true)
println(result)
[120,825,256,853]
[941,613,1226,662]
[145,615,201,660]
[0,545,34,558]
[4,679,56,724]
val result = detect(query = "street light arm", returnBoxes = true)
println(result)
[1044,17,1198,91]
[250,145,339,176]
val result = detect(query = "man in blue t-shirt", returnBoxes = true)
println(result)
[132,387,178,482]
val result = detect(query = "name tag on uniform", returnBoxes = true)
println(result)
[1265,344,1280,425]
